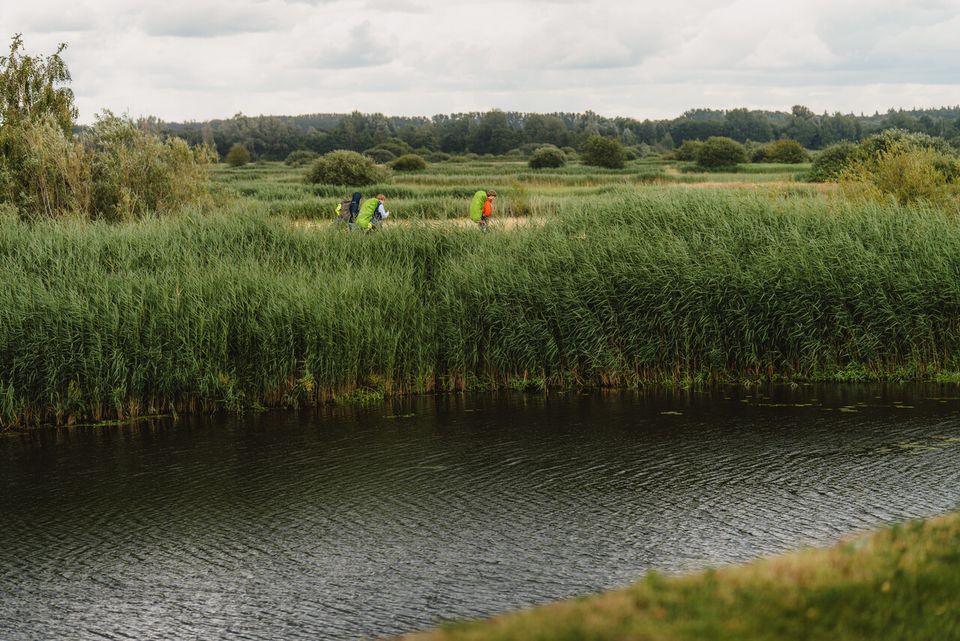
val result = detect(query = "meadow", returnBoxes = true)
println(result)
[4,155,960,428]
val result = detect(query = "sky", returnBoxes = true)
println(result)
[3,0,960,124]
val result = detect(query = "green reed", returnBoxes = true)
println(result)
[2,188,960,427]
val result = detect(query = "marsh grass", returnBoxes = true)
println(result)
[4,187,960,428]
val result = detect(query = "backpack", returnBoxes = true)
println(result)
[469,190,487,223]
[335,192,363,224]
[335,200,353,224]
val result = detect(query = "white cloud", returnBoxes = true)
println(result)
[0,0,958,122]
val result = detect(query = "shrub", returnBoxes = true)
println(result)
[581,135,626,169]
[0,115,92,218]
[426,151,451,162]
[561,146,577,158]
[518,143,542,156]
[285,150,318,166]
[860,128,953,157]
[225,143,251,167]
[84,112,212,222]
[674,140,703,161]
[528,146,566,169]
[750,145,768,163]
[374,138,412,157]
[840,141,952,206]
[696,136,747,169]
[0,37,210,221]
[363,148,396,163]
[390,154,428,171]
[305,150,388,186]
[763,139,809,163]
[809,143,858,182]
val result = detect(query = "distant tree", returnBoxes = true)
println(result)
[528,145,566,169]
[225,143,251,167]
[470,110,520,155]
[0,34,76,134]
[581,135,626,169]
[696,136,747,169]
[724,108,773,143]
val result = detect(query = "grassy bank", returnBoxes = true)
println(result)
[400,511,960,641]
[3,187,960,428]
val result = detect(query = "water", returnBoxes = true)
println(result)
[2,385,960,640]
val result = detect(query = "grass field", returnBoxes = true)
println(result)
[400,511,960,641]
[2,154,960,428]
[210,158,816,220]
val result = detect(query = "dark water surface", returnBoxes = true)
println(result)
[2,385,960,640]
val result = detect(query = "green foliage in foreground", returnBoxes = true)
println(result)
[4,189,960,427]
[404,512,960,641]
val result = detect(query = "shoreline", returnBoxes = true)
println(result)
[398,510,960,640]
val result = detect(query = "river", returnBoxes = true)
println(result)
[2,385,959,640]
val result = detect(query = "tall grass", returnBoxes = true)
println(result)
[3,189,960,427]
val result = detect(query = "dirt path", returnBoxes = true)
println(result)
[294,216,546,231]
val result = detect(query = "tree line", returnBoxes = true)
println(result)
[158,105,960,162]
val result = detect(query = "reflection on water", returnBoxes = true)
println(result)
[2,385,960,640]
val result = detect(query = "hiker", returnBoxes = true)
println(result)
[469,189,496,230]
[335,192,362,227]
[355,194,389,231]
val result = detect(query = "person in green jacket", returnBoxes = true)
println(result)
[355,194,388,231]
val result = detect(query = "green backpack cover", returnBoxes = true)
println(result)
[469,190,487,223]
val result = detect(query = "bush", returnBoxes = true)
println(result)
[0,115,92,218]
[306,150,388,186]
[84,112,212,222]
[426,151,451,163]
[581,135,626,169]
[373,138,412,157]
[225,144,251,167]
[285,150,318,166]
[860,128,953,157]
[696,136,747,169]
[763,139,809,163]
[390,154,428,171]
[809,143,858,182]
[840,141,953,206]
[674,140,703,161]
[0,36,211,221]
[363,148,396,163]
[528,146,566,169]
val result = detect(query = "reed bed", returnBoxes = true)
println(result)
[2,188,960,428]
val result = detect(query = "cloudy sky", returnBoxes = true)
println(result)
[4,0,960,123]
